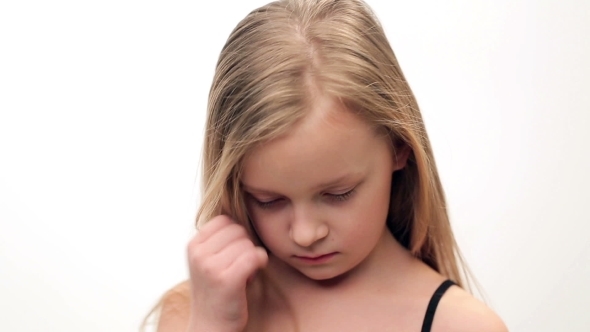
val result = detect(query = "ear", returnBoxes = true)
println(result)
[392,143,411,171]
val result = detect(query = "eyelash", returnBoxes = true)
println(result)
[328,189,355,202]
[252,188,356,209]
[255,200,280,209]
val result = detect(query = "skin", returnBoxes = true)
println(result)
[241,94,408,285]
[177,95,508,332]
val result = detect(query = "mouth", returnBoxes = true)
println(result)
[294,252,338,264]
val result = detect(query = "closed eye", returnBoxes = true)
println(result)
[247,188,356,210]
[325,188,356,202]
[248,194,285,210]
[255,198,281,209]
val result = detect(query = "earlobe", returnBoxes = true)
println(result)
[392,144,411,171]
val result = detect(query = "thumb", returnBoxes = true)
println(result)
[247,248,268,284]
[255,247,268,269]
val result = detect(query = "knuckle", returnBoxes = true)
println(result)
[187,243,209,265]
[215,214,233,223]
[227,238,252,255]
[238,238,255,250]
[199,259,221,280]
[227,224,248,237]
[199,259,214,274]
[211,214,233,227]
[187,244,201,258]
[187,236,201,253]
[238,249,257,267]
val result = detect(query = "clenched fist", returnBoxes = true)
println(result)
[186,215,268,332]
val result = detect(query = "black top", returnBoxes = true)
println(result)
[420,280,456,332]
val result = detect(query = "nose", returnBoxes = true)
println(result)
[289,206,329,248]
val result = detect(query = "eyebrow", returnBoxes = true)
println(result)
[241,172,362,195]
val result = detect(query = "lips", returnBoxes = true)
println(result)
[294,252,338,264]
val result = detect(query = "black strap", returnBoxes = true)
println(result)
[420,280,455,332]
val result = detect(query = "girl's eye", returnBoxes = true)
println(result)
[249,188,356,209]
[253,198,283,209]
[326,188,356,202]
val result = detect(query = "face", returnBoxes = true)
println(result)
[241,96,408,281]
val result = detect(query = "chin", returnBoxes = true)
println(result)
[294,264,352,282]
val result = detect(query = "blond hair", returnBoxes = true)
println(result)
[143,0,471,329]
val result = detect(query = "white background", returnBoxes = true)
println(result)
[1,0,588,331]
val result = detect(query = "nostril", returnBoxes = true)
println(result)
[290,222,329,248]
[317,224,329,239]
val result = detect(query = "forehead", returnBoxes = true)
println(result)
[241,96,391,191]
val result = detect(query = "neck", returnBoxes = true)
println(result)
[246,229,421,331]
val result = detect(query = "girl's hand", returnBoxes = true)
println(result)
[186,215,268,332]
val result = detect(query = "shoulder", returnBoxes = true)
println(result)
[155,280,191,332]
[432,284,508,332]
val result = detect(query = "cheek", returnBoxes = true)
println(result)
[351,182,391,228]
[246,206,288,247]
[369,189,391,220]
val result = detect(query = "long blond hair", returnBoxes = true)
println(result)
[144,0,471,329]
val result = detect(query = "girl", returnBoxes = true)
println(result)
[147,0,507,331]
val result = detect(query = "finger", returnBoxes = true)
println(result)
[211,238,256,270]
[194,215,234,243]
[204,223,250,256]
[222,247,268,286]
[248,248,268,284]
[188,217,243,257]
[255,247,268,268]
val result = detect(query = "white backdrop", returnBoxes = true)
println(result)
[1,0,588,331]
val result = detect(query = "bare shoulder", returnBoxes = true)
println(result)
[155,280,191,332]
[433,285,508,332]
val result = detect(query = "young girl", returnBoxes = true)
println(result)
[148,0,507,331]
